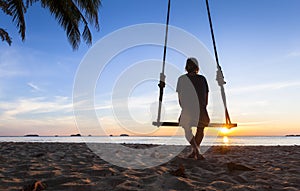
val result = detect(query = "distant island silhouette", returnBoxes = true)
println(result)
[70,134,81,137]
[286,135,300,137]
[120,134,129,137]
[24,134,39,137]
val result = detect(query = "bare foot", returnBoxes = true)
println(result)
[195,153,205,160]
[187,151,195,158]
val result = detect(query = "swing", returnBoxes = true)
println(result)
[152,0,237,129]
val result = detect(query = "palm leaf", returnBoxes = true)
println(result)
[25,0,38,7]
[82,24,92,45]
[39,0,82,49]
[73,0,101,30]
[38,0,100,49]
[7,0,26,40]
[0,0,12,15]
[0,28,12,45]
[2,0,101,49]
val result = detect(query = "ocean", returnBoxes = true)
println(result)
[0,136,299,146]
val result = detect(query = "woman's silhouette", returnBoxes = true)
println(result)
[176,58,210,160]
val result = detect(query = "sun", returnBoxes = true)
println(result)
[220,127,230,135]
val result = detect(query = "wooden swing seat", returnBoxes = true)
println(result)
[152,121,237,129]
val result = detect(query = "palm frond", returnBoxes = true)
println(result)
[73,0,101,30]
[25,0,39,8]
[38,0,101,49]
[40,0,81,49]
[1,0,101,49]
[82,24,92,46]
[7,0,26,40]
[0,0,12,15]
[0,28,12,45]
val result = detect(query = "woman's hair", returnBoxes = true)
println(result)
[185,57,199,73]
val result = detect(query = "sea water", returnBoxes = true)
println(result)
[0,136,299,146]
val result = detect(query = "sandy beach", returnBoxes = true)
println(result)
[0,142,299,191]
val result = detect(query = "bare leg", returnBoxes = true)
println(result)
[189,137,204,160]
[195,127,204,147]
[189,136,200,156]
[194,126,205,160]
[183,126,200,159]
[183,125,193,143]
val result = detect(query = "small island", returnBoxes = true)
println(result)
[120,134,129,137]
[70,134,81,137]
[286,135,300,137]
[24,134,39,137]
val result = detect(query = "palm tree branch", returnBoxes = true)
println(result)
[40,0,96,49]
[40,0,82,49]
[0,0,12,15]
[67,1,94,45]
[2,0,101,49]
[25,0,39,7]
[72,3,93,46]
[0,28,12,45]
[7,0,26,40]
[73,0,101,30]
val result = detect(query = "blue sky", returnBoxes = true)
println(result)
[0,0,300,136]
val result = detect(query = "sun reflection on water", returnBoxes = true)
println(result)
[223,136,229,145]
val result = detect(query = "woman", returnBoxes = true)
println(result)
[176,57,210,160]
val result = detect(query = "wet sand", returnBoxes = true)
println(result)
[0,142,299,191]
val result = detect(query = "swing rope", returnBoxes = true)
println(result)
[156,0,171,124]
[205,0,232,124]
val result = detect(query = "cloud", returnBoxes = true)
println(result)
[228,81,300,94]
[287,50,300,58]
[0,96,73,120]
[0,48,28,78]
[0,96,78,135]
[0,67,25,78]
[27,82,42,92]
[74,90,178,113]
[237,121,274,126]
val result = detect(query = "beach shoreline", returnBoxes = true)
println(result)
[1,143,299,191]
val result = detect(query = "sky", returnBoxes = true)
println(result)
[0,0,300,136]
